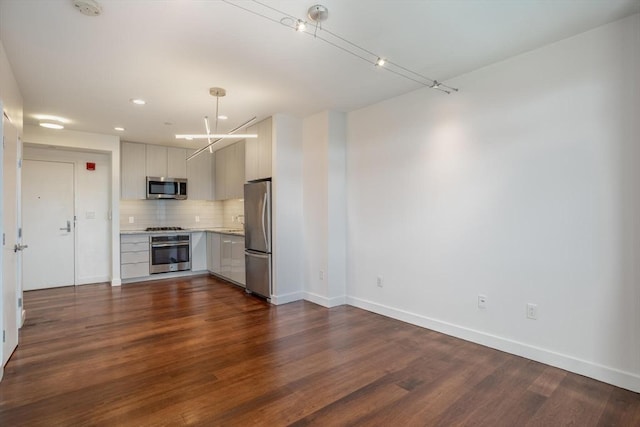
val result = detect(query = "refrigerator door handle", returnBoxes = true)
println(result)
[261,191,268,250]
[245,250,270,259]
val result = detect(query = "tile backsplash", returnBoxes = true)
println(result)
[223,198,245,228]
[120,199,244,230]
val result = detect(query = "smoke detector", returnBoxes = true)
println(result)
[307,5,328,23]
[72,0,102,16]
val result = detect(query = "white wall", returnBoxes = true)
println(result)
[23,125,122,285]
[302,111,347,307]
[271,114,304,304]
[23,146,111,284]
[0,42,23,137]
[346,14,640,392]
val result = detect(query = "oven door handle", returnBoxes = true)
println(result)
[151,242,190,248]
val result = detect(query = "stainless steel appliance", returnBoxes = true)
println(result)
[146,226,184,232]
[244,180,271,298]
[149,234,191,274]
[146,177,188,200]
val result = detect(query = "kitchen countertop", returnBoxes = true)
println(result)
[120,227,245,236]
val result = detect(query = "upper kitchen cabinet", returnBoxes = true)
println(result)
[215,140,245,200]
[186,149,214,200]
[146,145,187,178]
[245,117,272,182]
[167,147,187,178]
[121,141,147,200]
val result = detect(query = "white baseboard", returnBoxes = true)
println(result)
[304,292,346,308]
[347,296,640,393]
[110,278,122,286]
[270,291,304,305]
[77,276,111,286]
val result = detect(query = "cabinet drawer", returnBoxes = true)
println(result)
[121,234,149,244]
[121,251,149,264]
[121,262,149,279]
[121,241,149,252]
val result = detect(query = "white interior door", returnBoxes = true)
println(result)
[22,160,75,290]
[2,114,19,365]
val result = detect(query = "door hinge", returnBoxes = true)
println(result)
[18,297,22,308]
[2,330,5,343]
[2,233,5,246]
[18,228,22,238]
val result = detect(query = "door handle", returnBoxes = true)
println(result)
[14,244,28,253]
[59,220,71,232]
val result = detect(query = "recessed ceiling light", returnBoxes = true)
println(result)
[130,98,146,105]
[40,122,64,130]
[114,127,125,131]
[375,57,386,67]
[217,115,228,120]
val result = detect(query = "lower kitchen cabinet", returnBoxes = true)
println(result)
[207,232,221,273]
[191,232,207,271]
[207,232,245,286]
[121,234,149,279]
[230,236,245,285]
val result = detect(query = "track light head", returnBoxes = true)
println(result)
[295,19,306,32]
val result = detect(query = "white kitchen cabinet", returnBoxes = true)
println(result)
[191,231,207,271]
[220,236,233,278]
[121,142,147,200]
[188,149,214,200]
[145,144,168,177]
[121,234,149,279]
[214,146,228,201]
[214,140,245,200]
[245,117,272,182]
[167,147,187,179]
[207,232,221,273]
[208,232,244,286]
[230,236,246,286]
[145,145,187,178]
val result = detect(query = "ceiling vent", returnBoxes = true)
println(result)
[72,0,102,16]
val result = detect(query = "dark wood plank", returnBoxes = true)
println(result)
[0,276,638,426]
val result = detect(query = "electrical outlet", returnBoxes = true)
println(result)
[478,294,487,309]
[231,215,236,223]
[527,303,538,320]
[376,276,383,288]
[319,270,324,280]
[195,215,200,223]
[128,216,134,224]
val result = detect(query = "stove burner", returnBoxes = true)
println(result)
[145,226,184,231]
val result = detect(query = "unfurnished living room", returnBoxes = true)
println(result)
[1,0,639,425]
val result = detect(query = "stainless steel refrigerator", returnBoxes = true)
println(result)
[244,180,271,298]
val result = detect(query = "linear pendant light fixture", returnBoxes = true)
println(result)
[221,1,458,94]
[184,87,257,161]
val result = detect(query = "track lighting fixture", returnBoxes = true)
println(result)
[221,1,458,94]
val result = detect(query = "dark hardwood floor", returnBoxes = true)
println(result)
[1,275,638,426]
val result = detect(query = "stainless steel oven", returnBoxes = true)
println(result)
[149,234,191,274]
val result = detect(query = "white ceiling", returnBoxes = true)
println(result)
[1,0,639,149]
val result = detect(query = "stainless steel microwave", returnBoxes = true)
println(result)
[146,177,188,200]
